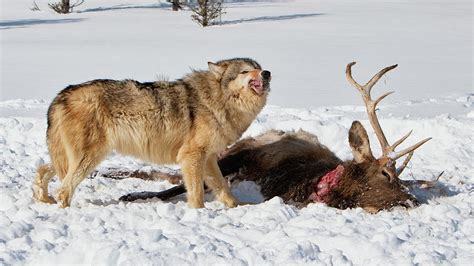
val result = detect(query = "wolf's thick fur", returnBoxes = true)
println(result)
[33,58,271,208]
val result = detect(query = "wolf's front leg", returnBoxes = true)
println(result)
[179,149,206,208]
[205,155,238,208]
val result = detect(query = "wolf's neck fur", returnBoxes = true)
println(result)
[225,89,267,137]
[184,71,267,144]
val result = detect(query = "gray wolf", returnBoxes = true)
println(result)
[33,58,271,208]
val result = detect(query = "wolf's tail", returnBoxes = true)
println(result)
[46,102,69,180]
[33,101,70,203]
[33,163,57,203]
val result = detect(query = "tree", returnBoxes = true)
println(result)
[189,0,225,27]
[30,0,41,11]
[49,0,84,14]
[172,0,183,11]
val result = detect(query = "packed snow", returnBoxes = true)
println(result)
[1,0,473,265]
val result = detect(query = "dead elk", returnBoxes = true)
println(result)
[119,62,432,213]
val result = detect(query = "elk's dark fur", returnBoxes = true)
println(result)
[216,128,418,212]
[120,126,418,213]
[217,130,340,208]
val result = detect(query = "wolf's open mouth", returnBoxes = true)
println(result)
[249,79,265,95]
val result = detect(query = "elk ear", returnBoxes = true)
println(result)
[208,62,226,80]
[349,121,375,163]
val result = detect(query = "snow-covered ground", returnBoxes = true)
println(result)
[1,0,473,265]
[1,0,472,108]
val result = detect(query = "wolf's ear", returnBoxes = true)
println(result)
[208,62,226,80]
[349,121,375,163]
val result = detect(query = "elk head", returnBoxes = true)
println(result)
[324,62,432,213]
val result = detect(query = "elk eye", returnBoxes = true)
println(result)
[382,170,391,180]
[240,71,249,74]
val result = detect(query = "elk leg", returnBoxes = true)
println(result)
[119,185,186,202]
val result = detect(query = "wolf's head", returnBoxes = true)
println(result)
[208,58,271,98]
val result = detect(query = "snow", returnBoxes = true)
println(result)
[1,0,473,265]
[1,0,472,108]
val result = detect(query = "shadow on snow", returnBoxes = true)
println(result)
[0,18,85,30]
[220,13,324,25]
[78,3,168,13]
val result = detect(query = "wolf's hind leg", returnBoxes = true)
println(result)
[57,153,104,208]
[205,155,238,208]
[33,164,57,204]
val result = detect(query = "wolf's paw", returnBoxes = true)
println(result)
[33,193,57,204]
[220,195,239,208]
[57,189,71,208]
[58,199,70,208]
[41,195,57,204]
[187,197,205,208]
[187,201,205,209]
[32,183,44,200]
[33,184,56,204]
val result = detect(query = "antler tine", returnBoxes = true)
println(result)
[364,64,398,93]
[346,62,364,92]
[374,91,395,106]
[388,130,413,153]
[346,62,396,154]
[393,137,432,161]
[396,151,413,176]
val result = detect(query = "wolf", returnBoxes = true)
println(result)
[33,58,271,208]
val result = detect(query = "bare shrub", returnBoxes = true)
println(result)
[171,0,183,11]
[189,0,225,27]
[49,0,84,14]
[30,0,41,11]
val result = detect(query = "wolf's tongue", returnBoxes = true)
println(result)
[251,80,264,95]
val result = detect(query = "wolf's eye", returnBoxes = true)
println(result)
[240,71,249,74]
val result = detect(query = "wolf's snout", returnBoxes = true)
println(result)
[261,70,271,80]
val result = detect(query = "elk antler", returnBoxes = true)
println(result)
[346,62,431,176]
